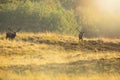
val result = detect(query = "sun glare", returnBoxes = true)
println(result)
[96,0,120,13]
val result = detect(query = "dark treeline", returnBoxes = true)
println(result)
[0,0,77,35]
[0,0,120,38]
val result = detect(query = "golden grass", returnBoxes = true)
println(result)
[0,32,119,53]
[0,32,119,65]
[86,37,120,43]
[0,32,120,80]
[0,70,120,80]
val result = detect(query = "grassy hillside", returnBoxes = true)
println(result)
[0,32,120,54]
[0,32,120,80]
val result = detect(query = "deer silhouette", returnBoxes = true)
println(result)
[6,27,21,40]
[76,27,85,41]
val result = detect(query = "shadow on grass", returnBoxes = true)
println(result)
[21,37,120,52]
[0,58,120,75]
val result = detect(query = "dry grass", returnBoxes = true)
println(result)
[0,32,120,54]
[0,32,120,80]
[0,70,120,80]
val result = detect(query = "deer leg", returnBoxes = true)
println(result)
[6,36,8,40]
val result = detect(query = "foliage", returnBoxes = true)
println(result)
[0,0,78,34]
[0,0,120,37]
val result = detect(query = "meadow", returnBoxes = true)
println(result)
[0,32,120,80]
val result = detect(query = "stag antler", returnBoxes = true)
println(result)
[16,27,21,32]
[76,27,80,32]
[72,27,80,34]
[8,27,13,32]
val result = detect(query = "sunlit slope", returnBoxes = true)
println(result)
[0,32,120,55]
[0,32,119,65]
[0,32,120,80]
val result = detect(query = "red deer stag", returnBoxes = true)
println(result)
[6,27,21,40]
[76,27,85,41]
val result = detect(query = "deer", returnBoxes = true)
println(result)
[6,27,21,40]
[76,27,85,41]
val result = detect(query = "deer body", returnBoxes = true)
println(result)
[6,32,16,39]
[75,27,85,41]
[79,32,84,41]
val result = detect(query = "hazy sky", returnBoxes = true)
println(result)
[76,0,120,37]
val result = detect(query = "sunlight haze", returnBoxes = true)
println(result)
[96,0,120,13]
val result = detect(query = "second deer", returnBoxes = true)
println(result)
[76,27,85,41]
